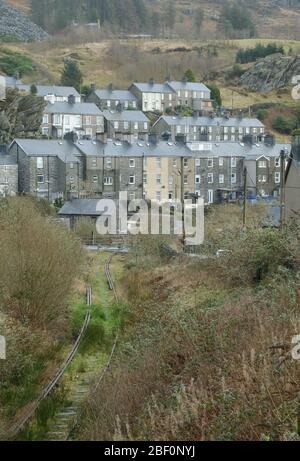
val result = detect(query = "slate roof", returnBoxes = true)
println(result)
[94,89,137,101]
[58,199,108,216]
[166,81,211,93]
[17,84,80,98]
[130,82,175,94]
[157,116,265,128]
[45,102,102,115]
[186,141,290,158]
[11,139,81,163]
[3,76,22,88]
[0,155,17,165]
[102,110,149,122]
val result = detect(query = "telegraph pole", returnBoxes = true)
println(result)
[279,149,286,228]
[181,156,186,250]
[243,166,247,228]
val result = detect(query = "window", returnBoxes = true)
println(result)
[219,174,224,184]
[106,158,112,169]
[168,192,173,200]
[84,116,91,125]
[208,190,214,204]
[37,157,44,169]
[96,116,102,125]
[176,125,182,134]
[156,174,161,185]
[42,114,49,124]
[275,158,280,168]
[219,157,224,167]
[144,122,148,130]
[124,101,129,108]
[231,157,236,168]
[114,121,119,130]
[92,159,97,167]
[129,159,135,168]
[169,176,173,185]
[93,175,98,183]
[85,128,93,137]
[42,127,49,136]
[156,158,161,168]
[195,175,201,184]
[231,173,237,184]
[129,174,135,185]
[258,160,267,168]
[156,191,161,201]
[134,122,138,130]
[64,115,70,125]
[173,159,177,167]
[184,175,188,185]
[124,121,129,130]
[69,162,74,169]
[184,158,188,168]
[37,175,44,184]
[53,114,61,125]
[132,102,136,108]
[69,176,74,183]
[195,158,200,167]
[129,192,135,201]
[104,177,113,185]
[207,158,213,168]
[207,173,214,184]
[275,172,280,184]
[107,100,111,107]
[258,175,267,183]
[143,174,147,184]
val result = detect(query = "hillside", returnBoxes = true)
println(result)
[5,0,300,39]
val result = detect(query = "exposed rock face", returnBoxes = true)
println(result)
[240,53,300,93]
[0,0,49,41]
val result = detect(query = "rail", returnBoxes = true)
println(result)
[8,286,93,439]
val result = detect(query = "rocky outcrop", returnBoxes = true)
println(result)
[0,0,49,41]
[240,53,300,93]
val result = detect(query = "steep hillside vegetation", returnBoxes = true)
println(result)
[6,0,300,39]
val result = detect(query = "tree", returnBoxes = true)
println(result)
[184,69,196,83]
[30,83,38,95]
[206,84,222,108]
[61,59,83,92]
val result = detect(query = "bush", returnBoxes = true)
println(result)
[272,115,297,135]
[236,43,284,64]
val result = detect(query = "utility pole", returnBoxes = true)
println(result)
[279,149,286,228]
[181,157,186,250]
[243,166,247,228]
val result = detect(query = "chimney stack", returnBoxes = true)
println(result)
[68,94,76,105]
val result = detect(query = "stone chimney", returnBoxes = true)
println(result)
[68,94,76,105]
[108,83,114,93]
[149,78,155,86]
[90,83,96,92]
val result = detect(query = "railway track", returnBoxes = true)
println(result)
[8,287,93,440]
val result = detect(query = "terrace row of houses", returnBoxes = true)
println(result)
[3,77,265,144]
[5,76,213,113]
[1,138,290,205]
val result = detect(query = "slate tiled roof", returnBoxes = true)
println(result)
[45,102,102,115]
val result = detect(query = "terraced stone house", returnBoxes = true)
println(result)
[152,115,265,143]
[86,84,138,110]
[41,97,104,139]
[102,109,150,143]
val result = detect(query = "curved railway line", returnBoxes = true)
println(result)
[7,255,120,441]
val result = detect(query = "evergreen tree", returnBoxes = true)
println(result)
[184,69,196,83]
[206,84,222,108]
[61,59,83,92]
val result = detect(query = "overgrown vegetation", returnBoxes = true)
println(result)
[0,197,83,436]
[0,48,34,77]
[78,205,300,441]
[236,43,284,64]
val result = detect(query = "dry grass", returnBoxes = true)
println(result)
[77,205,300,441]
